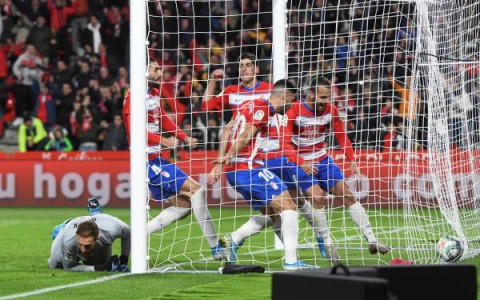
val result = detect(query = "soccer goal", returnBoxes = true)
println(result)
[130,0,480,273]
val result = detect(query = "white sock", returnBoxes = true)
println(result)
[231,214,273,245]
[280,210,299,264]
[147,206,190,234]
[300,201,330,242]
[347,202,376,243]
[312,208,331,243]
[299,200,314,227]
[190,186,218,247]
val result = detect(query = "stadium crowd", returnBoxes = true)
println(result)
[0,0,478,152]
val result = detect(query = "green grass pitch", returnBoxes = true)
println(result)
[1,207,479,299]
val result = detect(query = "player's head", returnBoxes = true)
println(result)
[239,53,259,85]
[270,79,297,114]
[76,220,99,256]
[147,57,162,87]
[308,76,332,114]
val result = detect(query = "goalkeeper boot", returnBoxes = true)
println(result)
[368,241,391,255]
[220,234,239,265]
[87,197,102,215]
[283,260,316,271]
[51,218,73,240]
[211,242,225,261]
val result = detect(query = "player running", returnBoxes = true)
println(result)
[122,58,224,261]
[209,79,313,271]
[281,76,391,255]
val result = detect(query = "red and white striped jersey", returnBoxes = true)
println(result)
[122,88,188,157]
[225,98,275,171]
[201,81,272,116]
[281,99,355,163]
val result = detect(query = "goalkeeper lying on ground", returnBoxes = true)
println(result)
[48,198,131,272]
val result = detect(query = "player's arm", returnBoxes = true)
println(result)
[208,118,234,185]
[201,69,226,111]
[60,244,89,271]
[159,104,190,148]
[280,109,317,175]
[123,96,171,148]
[110,217,131,270]
[332,108,360,176]
[221,123,259,164]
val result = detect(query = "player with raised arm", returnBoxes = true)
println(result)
[209,79,312,271]
[122,58,224,261]
[48,213,131,272]
[202,52,272,119]
[281,76,391,255]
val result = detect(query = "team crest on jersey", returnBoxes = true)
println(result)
[64,253,74,262]
[269,181,278,190]
[279,115,288,126]
[253,110,265,121]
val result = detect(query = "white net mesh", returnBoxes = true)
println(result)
[144,0,480,272]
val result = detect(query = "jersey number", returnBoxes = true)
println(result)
[258,169,275,182]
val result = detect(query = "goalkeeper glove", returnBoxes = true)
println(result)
[94,255,120,272]
[118,255,129,272]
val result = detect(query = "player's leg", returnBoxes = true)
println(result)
[318,157,390,255]
[146,195,191,234]
[48,230,65,269]
[147,158,192,234]
[290,163,339,261]
[178,176,223,259]
[300,185,340,262]
[267,157,323,249]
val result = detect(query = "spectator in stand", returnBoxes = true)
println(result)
[98,66,114,87]
[81,14,103,54]
[380,115,406,151]
[102,113,128,150]
[46,0,74,33]
[22,0,50,25]
[50,60,71,98]
[26,15,55,65]
[68,99,82,149]
[97,86,117,123]
[70,0,89,56]
[56,82,75,127]
[18,113,49,152]
[76,100,99,151]
[72,58,92,90]
[34,83,56,130]
[115,65,129,92]
[12,44,44,124]
[44,126,73,151]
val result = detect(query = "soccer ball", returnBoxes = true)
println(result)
[436,235,463,263]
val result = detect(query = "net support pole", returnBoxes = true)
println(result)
[129,0,148,273]
[272,0,287,250]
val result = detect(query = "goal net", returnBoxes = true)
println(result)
[143,0,480,272]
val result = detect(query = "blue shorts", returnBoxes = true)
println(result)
[148,157,189,201]
[226,168,287,211]
[295,156,344,192]
[265,156,311,192]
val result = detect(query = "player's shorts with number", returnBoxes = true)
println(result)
[226,168,287,210]
[267,156,344,192]
[148,157,188,201]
